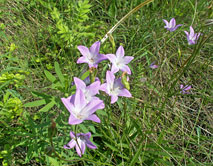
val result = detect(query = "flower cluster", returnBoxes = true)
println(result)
[62,41,133,157]
[163,18,201,45]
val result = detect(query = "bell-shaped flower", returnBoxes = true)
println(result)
[180,84,191,94]
[106,46,134,75]
[61,89,104,125]
[100,71,132,104]
[74,77,100,103]
[64,131,97,157]
[77,41,107,68]
[163,18,182,32]
[184,26,201,45]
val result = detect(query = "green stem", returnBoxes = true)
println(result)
[101,0,154,43]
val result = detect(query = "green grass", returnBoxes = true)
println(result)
[0,0,212,165]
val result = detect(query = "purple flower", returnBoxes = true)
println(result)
[163,18,182,32]
[184,26,201,45]
[83,76,100,86]
[150,62,158,69]
[77,41,107,68]
[100,71,132,104]
[61,89,104,125]
[74,77,100,103]
[106,46,134,75]
[180,84,191,94]
[64,131,97,157]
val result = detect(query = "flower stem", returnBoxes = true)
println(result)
[101,0,154,43]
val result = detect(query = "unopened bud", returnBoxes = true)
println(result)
[121,72,130,90]
[89,67,98,83]
[48,120,57,138]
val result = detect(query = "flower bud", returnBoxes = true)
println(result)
[121,72,130,90]
[89,67,98,83]
[48,120,57,138]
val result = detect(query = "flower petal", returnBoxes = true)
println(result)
[106,54,117,64]
[85,114,101,123]
[189,26,194,38]
[68,113,83,125]
[74,77,86,90]
[170,18,176,28]
[111,95,118,104]
[106,71,115,85]
[70,131,75,138]
[120,65,131,75]
[184,31,189,36]
[75,142,82,157]
[87,81,100,96]
[61,96,74,113]
[80,141,86,155]
[99,83,108,93]
[184,85,191,91]
[66,139,76,149]
[96,54,107,63]
[111,64,119,74]
[77,46,90,57]
[90,41,100,56]
[86,140,97,149]
[163,19,169,27]
[77,56,88,64]
[116,46,125,58]
[123,56,134,64]
[118,89,132,97]
[82,98,105,115]
[74,89,86,110]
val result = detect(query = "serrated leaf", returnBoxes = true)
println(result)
[54,62,65,87]
[44,70,56,82]
[24,99,46,107]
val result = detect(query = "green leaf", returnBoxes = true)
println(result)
[80,70,90,80]
[103,141,119,152]
[39,99,56,112]
[54,62,65,86]
[24,99,46,107]
[129,140,143,166]
[47,156,61,166]
[44,70,56,83]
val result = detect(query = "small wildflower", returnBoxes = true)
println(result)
[77,41,107,68]
[74,77,100,103]
[184,26,201,45]
[100,71,132,104]
[180,84,191,94]
[163,18,182,32]
[150,62,158,69]
[106,46,134,75]
[61,89,104,125]
[64,131,97,157]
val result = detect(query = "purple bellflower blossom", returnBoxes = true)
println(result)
[180,84,191,94]
[64,131,97,157]
[100,71,132,104]
[163,18,182,32]
[150,62,158,69]
[83,76,100,86]
[74,77,100,103]
[184,26,201,45]
[106,46,134,75]
[77,41,107,68]
[61,89,104,125]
